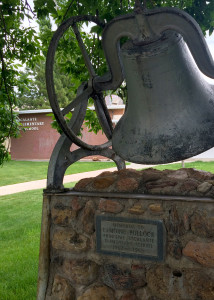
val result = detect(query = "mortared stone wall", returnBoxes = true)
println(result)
[38,168,214,300]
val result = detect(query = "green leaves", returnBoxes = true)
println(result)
[18,59,76,110]
[0,0,41,164]
[84,108,102,134]
[34,0,57,18]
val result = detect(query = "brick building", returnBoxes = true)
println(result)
[10,105,125,160]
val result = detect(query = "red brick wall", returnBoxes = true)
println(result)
[11,113,60,160]
[11,108,124,160]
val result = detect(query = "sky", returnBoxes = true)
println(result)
[201,33,214,83]
[205,33,214,56]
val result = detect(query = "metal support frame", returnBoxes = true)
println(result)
[46,81,125,191]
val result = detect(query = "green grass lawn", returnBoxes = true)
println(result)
[0,160,117,186]
[0,184,77,300]
[0,189,43,300]
[153,160,214,173]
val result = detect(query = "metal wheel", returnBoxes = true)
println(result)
[46,15,114,150]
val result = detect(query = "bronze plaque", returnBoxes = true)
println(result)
[96,216,165,261]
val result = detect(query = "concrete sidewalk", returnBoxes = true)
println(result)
[0,163,154,196]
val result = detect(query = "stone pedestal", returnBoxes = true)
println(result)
[37,168,214,300]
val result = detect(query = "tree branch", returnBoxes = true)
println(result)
[63,0,76,21]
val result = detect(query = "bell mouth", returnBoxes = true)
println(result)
[121,31,182,57]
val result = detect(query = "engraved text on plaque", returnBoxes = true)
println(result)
[96,216,165,261]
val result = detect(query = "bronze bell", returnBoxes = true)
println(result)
[112,31,214,163]
[92,7,214,164]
